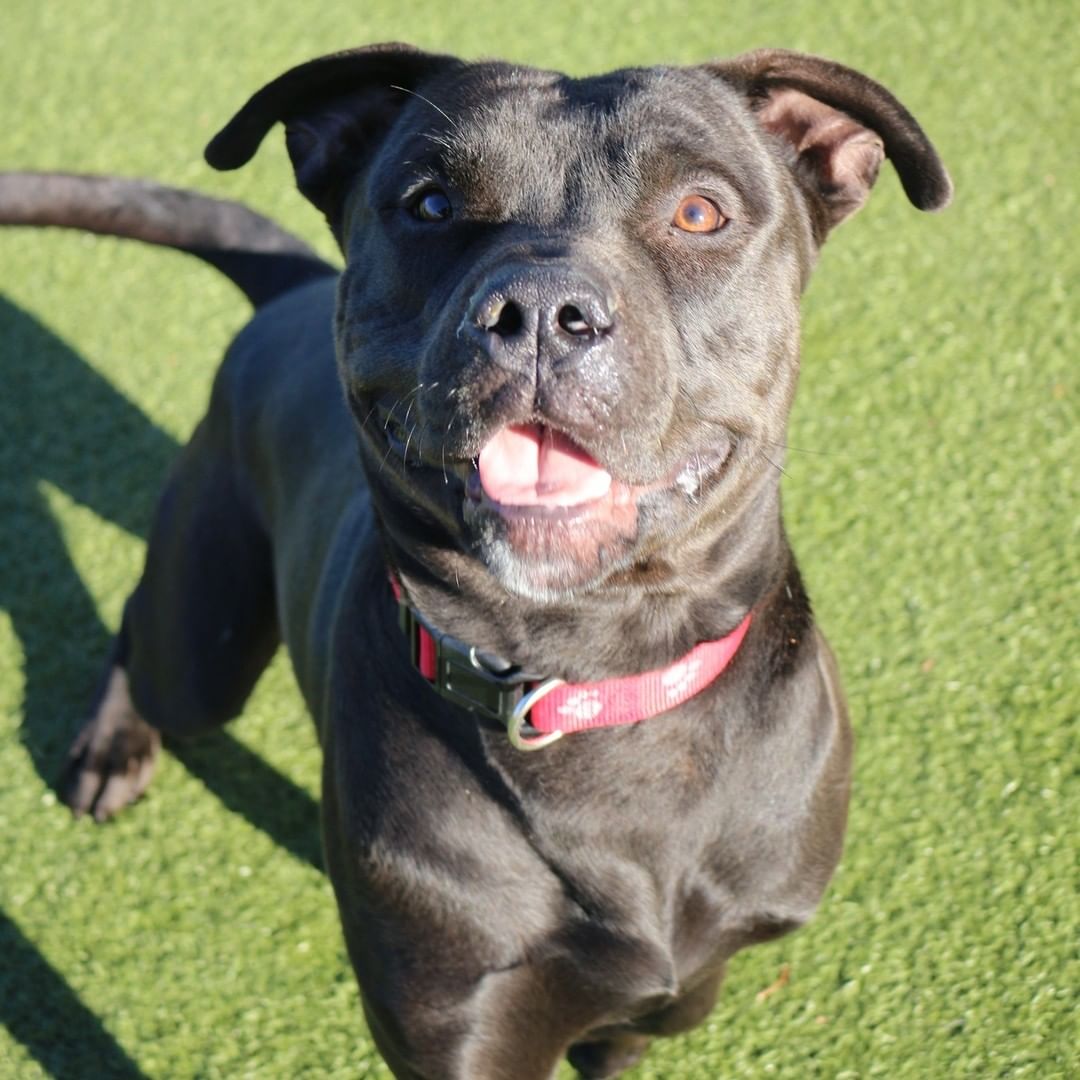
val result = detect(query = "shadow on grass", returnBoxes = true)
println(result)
[0,908,149,1080]
[0,296,322,860]
[0,295,323,1071]
[169,732,324,868]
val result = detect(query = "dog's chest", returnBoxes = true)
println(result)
[328,579,829,1030]
[532,803,789,990]
[486,745,800,1002]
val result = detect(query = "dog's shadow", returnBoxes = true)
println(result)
[0,908,150,1080]
[0,295,322,1075]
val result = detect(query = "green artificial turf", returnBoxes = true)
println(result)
[1,1,1075,1077]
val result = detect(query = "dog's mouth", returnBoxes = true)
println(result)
[374,404,728,512]
[376,404,638,509]
[371,400,733,594]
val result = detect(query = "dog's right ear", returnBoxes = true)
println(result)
[205,43,461,240]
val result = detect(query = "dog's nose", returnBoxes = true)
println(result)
[478,291,613,341]
[464,266,614,370]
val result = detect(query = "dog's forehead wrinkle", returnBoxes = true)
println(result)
[392,65,773,228]
[429,69,686,218]
[440,95,609,221]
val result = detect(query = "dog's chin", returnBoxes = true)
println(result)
[462,479,643,600]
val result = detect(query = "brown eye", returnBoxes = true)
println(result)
[672,195,725,233]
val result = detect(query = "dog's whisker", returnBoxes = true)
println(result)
[359,399,382,428]
[391,85,461,130]
[382,396,402,430]
[377,437,402,476]
[761,437,880,463]
[758,449,791,479]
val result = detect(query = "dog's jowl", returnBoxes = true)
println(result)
[3,44,950,1080]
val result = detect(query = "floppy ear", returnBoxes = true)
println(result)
[711,49,952,236]
[205,43,462,240]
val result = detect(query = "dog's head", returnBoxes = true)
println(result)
[207,45,949,603]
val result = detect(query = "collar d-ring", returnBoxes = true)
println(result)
[507,678,565,750]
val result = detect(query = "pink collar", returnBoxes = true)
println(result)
[392,577,751,750]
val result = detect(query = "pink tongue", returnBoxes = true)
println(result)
[478,425,613,506]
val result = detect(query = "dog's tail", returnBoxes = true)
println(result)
[0,171,337,308]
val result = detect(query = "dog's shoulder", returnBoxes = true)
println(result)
[215,276,339,413]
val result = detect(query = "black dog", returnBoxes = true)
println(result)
[3,44,950,1079]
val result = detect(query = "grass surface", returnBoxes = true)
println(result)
[1,1,1076,1077]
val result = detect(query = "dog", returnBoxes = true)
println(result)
[2,43,950,1079]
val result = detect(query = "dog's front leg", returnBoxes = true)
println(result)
[62,363,280,820]
[356,965,576,1080]
[324,782,594,1079]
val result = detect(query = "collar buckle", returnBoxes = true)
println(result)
[398,594,548,731]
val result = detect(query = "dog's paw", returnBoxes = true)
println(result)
[61,666,161,822]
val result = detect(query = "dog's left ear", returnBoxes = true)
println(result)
[711,50,952,237]
[205,43,462,241]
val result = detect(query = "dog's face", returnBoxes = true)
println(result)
[338,63,811,600]
[208,46,949,601]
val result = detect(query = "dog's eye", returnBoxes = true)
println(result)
[411,189,452,223]
[672,195,725,233]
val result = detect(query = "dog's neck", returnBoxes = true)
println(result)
[392,568,755,745]
[380,470,791,685]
